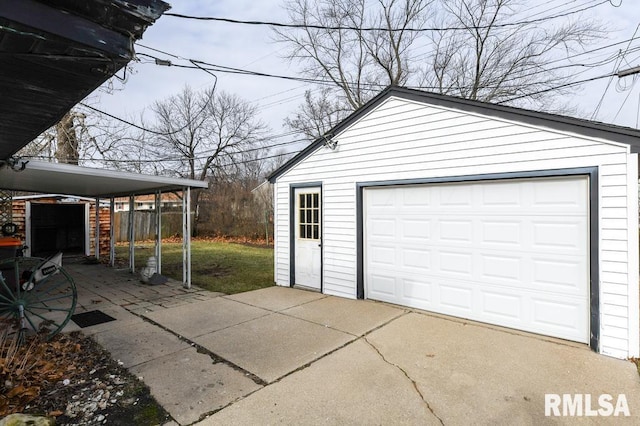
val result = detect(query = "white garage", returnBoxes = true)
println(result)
[364,177,589,343]
[268,86,640,359]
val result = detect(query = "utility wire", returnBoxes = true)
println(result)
[498,72,617,103]
[79,102,166,135]
[163,1,608,32]
[612,77,638,121]
[591,23,640,119]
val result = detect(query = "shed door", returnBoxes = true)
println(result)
[30,203,86,257]
[364,176,589,343]
[294,187,322,290]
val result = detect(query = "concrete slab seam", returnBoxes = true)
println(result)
[222,293,329,313]
[363,336,445,425]
[124,307,267,387]
[185,311,416,423]
[276,312,360,338]
[185,310,273,339]
[264,310,411,386]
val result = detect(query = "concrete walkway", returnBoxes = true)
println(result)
[63,263,640,425]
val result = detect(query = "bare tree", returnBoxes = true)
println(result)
[150,85,269,234]
[284,88,352,139]
[54,112,80,164]
[18,110,101,165]
[276,0,605,136]
[423,0,604,110]
[275,0,433,110]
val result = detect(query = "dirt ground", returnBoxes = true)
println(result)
[1,331,171,425]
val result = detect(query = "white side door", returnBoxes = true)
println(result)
[294,187,321,290]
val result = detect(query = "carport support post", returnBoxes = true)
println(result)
[109,197,115,267]
[155,191,162,274]
[94,197,100,260]
[182,187,191,288]
[128,195,135,273]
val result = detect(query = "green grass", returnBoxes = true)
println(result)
[115,240,274,294]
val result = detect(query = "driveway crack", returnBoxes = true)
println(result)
[364,337,444,425]
[126,307,267,386]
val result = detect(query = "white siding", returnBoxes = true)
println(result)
[273,96,639,358]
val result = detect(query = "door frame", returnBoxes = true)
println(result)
[355,167,599,351]
[289,182,323,290]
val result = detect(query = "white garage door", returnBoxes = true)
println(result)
[364,176,589,343]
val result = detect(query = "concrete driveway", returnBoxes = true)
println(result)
[65,263,640,425]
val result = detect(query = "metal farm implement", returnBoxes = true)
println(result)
[0,233,77,340]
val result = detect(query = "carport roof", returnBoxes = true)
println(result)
[0,160,207,198]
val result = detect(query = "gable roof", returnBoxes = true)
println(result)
[268,85,640,182]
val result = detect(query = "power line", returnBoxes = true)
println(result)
[26,144,300,168]
[498,72,617,103]
[591,23,640,119]
[137,45,633,97]
[163,1,608,32]
[79,102,166,135]
[612,77,637,121]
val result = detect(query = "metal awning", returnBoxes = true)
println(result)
[0,160,207,197]
[1,160,207,288]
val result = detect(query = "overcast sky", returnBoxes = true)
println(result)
[94,0,640,156]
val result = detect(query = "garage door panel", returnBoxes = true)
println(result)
[364,176,589,343]
[369,274,397,297]
[532,220,586,251]
[401,186,431,206]
[440,185,473,207]
[369,245,396,266]
[370,218,396,237]
[480,181,522,207]
[368,188,396,207]
[401,248,431,271]
[532,257,586,291]
[530,297,588,340]
[481,291,523,321]
[439,283,473,312]
[438,219,473,243]
[401,219,430,241]
[402,279,432,305]
[439,251,473,277]
[532,179,587,211]
[481,220,522,246]
[480,254,522,282]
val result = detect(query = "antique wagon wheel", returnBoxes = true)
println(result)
[0,256,77,340]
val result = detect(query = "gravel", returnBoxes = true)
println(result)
[15,332,171,425]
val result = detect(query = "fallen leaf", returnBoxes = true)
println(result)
[6,385,26,398]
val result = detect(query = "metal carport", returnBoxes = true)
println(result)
[0,159,208,288]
